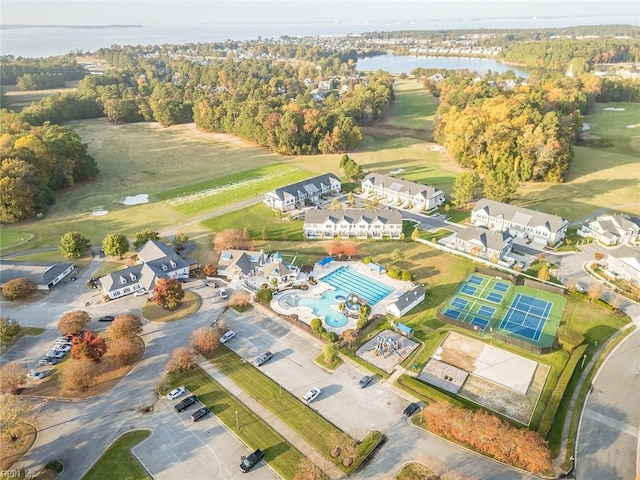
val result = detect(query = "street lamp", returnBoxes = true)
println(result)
[235,410,239,429]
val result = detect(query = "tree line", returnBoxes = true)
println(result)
[0,54,87,88]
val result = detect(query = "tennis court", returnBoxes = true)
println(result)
[460,284,478,296]
[486,292,504,304]
[493,282,510,293]
[443,295,494,332]
[499,294,553,342]
[468,275,484,285]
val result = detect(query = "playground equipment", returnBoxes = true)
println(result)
[371,335,403,358]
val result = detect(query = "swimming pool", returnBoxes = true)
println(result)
[298,266,394,328]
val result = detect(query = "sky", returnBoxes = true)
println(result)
[2,0,639,26]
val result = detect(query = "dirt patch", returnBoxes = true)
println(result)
[434,333,483,371]
[356,330,419,373]
[0,423,36,470]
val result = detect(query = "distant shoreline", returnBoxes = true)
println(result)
[1,25,143,30]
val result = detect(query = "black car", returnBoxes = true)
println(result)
[191,407,210,422]
[403,402,420,417]
[239,449,264,473]
[97,315,115,322]
[175,395,198,412]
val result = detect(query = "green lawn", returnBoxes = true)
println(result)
[202,204,305,241]
[81,430,151,480]
[167,366,306,480]
[0,230,33,251]
[385,78,438,131]
[162,164,313,215]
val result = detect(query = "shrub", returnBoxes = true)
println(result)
[310,318,322,332]
[188,326,220,356]
[323,331,339,343]
[401,270,413,281]
[255,287,273,304]
[387,266,402,279]
[165,347,196,373]
[363,256,372,264]
[44,461,63,473]
[2,278,38,300]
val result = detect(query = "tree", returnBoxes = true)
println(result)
[347,192,355,207]
[188,326,220,356]
[213,228,252,252]
[451,171,482,207]
[411,228,420,240]
[0,393,33,441]
[108,314,143,340]
[358,304,371,328]
[0,158,40,223]
[72,331,108,363]
[60,359,96,393]
[342,241,358,259]
[172,231,189,249]
[1,278,38,301]
[537,263,550,282]
[58,310,90,336]
[310,318,324,334]
[293,457,324,480]
[255,287,273,304]
[107,337,139,366]
[594,252,605,262]
[0,318,20,346]
[322,343,337,364]
[102,232,130,258]
[261,226,269,241]
[203,264,217,277]
[330,197,342,210]
[133,229,160,248]
[483,163,518,203]
[59,231,91,259]
[229,289,251,310]
[339,328,359,348]
[0,363,27,394]
[587,282,603,302]
[152,277,185,309]
[391,248,405,263]
[165,347,196,373]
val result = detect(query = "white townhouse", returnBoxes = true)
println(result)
[605,246,640,285]
[361,173,445,211]
[451,226,514,263]
[263,174,341,212]
[304,208,403,239]
[578,213,640,246]
[471,199,568,246]
[99,240,190,300]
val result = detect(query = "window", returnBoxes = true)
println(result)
[119,276,127,285]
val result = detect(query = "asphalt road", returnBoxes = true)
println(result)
[576,329,640,480]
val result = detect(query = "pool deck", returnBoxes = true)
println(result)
[271,261,410,334]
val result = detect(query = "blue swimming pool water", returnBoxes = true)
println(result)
[297,266,394,328]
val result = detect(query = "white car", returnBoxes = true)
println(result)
[134,289,148,297]
[205,281,217,288]
[45,350,65,359]
[220,330,236,344]
[55,337,71,344]
[167,386,186,400]
[575,283,587,293]
[27,371,46,380]
[302,387,321,404]
[219,288,228,299]
[53,344,71,352]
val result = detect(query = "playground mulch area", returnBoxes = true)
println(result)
[356,329,419,373]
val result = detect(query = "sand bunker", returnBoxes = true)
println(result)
[603,107,625,111]
[626,125,637,129]
[389,168,405,174]
[91,209,108,216]
[430,145,445,151]
[122,194,149,205]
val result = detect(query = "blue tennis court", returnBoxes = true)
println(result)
[471,317,489,330]
[499,294,553,341]
[451,297,469,309]
[468,275,484,286]
[444,309,462,320]
[493,282,510,293]
[461,284,478,296]
[486,292,504,304]
[477,305,496,317]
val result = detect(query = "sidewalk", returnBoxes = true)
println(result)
[197,357,344,480]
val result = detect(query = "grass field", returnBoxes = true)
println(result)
[382,78,438,131]
[3,82,78,110]
[81,430,151,480]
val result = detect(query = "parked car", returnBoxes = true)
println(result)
[52,344,71,353]
[45,350,65,359]
[205,281,218,288]
[239,449,264,473]
[254,351,273,367]
[97,315,115,322]
[191,407,210,422]
[403,402,420,417]
[55,336,72,344]
[575,283,587,293]
[69,275,78,282]
[167,386,186,400]
[134,289,148,297]
[302,387,321,404]
[357,375,372,389]
[219,288,229,299]
[39,357,59,366]
[220,330,236,344]
[27,371,46,380]
[174,395,198,412]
